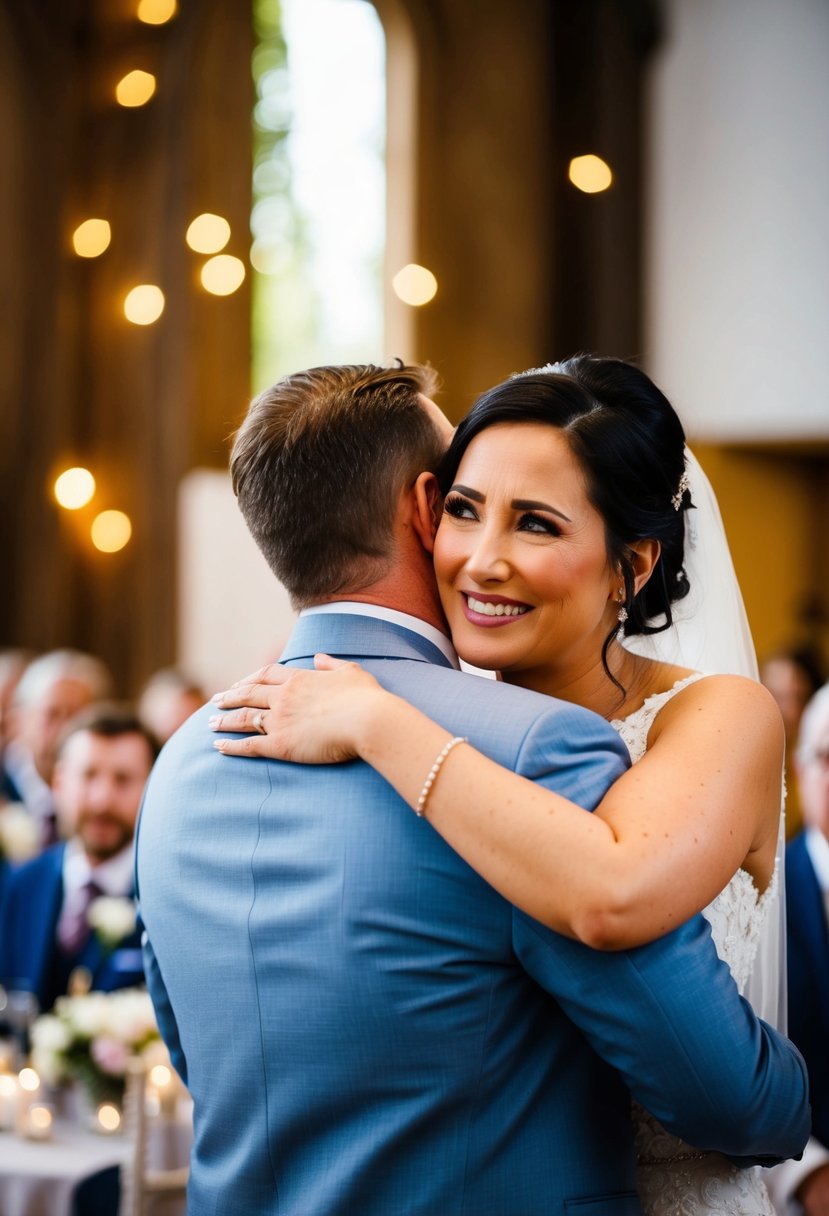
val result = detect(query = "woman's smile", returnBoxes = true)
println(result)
[461,592,533,625]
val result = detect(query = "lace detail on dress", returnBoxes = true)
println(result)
[612,675,777,1215]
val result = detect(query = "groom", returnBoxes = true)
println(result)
[136,363,808,1216]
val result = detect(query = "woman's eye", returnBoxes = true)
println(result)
[443,495,478,521]
[518,512,559,536]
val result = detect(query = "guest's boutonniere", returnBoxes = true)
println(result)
[86,895,137,951]
[0,803,39,863]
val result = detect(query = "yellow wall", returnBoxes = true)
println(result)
[694,445,829,667]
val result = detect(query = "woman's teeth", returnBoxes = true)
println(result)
[467,595,529,618]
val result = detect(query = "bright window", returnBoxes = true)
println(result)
[251,0,386,391]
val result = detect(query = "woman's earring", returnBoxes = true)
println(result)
[616,588,628,625]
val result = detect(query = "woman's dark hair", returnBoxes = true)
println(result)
[437,355,692,689]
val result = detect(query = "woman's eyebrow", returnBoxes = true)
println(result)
[512,498,572,523]
[448,483,484,502]
[449,484,572,524]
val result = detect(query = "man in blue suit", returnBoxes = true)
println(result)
[1,705,157,1013]
[768,683,829,1214]
[137,363,809,1216]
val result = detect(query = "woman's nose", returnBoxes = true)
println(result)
[463,532,511,583]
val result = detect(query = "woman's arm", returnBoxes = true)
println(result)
[211,658,784,949]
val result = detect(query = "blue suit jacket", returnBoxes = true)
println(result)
[0,843,144,1012]
[786,832,829,1146]
[137,613,809,1216]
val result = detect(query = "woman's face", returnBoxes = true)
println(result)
[433,422,619,689]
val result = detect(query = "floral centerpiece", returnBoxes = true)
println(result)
[0,804,39,864]
[29,988,164,1108]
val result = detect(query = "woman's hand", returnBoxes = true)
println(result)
[209,653,385,764]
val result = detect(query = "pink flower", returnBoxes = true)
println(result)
[90,1035,130,1077]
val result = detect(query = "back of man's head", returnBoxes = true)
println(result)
[230,363,445,607]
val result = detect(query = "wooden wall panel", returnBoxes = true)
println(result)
[0,0,252,695]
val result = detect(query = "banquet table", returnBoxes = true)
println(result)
[0,1111,191,1216]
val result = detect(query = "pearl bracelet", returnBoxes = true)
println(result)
[415,736,468,818]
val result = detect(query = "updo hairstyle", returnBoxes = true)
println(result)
[437,355,692,678]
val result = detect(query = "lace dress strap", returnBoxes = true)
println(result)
[610,673,705,764]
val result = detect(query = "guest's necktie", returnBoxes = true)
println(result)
[57,879,103,955]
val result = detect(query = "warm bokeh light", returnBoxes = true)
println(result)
[137,0,178,24]
[186,213,231,254]
[54,467,96,510]
[568,154,613,194]
[115,70,157,108]
[392,263,438,307]
[150,1064,172,1088]
[96,1103,122,1132]
[72,219,112,258]
[200,254,246,296]
[91,510,132,554]
[124,284,165,325]
[0,1075,17,1097]
[18,1068,40,1092]
[28,1105,53,1131]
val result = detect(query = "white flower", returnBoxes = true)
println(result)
[56,991,111,1039]
[104,990,158,1045]
[30,1043,65,1086]
[87,896,136,946]
[30,1013,71,1054]
[0,804,40,862]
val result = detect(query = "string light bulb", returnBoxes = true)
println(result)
[137,0,177,24]
[91,511,132,554]
[54,467,96,510]
[124,285,165,325]
[72,219,111,258]
[392,264,438,307]
[200,255,246,296]
[186,214,231,254]
[115,70,157,108]
[567,154,613,194]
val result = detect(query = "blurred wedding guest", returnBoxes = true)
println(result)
[0,648,33,760]
[0,704,158,1014]
[137,667,205,744]
[761,646,825,838]
[0,648,112,845]
[767,682,829,1215]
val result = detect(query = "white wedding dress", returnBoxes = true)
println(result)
[612,674,778,1216]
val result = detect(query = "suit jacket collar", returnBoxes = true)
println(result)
[281,611,455,670]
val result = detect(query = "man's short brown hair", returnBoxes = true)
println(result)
[230,362,445,606]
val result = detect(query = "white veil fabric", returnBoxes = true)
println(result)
[624,447,787,1032]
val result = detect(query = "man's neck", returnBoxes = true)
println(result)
[316,563,448,636]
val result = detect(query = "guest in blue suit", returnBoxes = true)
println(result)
[138,363,808,1216]
[0,705,157,1013]
[768,682,829,1214]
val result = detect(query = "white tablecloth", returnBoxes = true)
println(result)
[0,1114,191,1216]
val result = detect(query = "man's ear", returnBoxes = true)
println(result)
[412,472,442,553]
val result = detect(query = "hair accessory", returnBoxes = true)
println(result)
[671,470,690,511]
[415,736,468,818]
[512,362,563,379]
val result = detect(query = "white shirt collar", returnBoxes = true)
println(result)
[299,601,460,669]
[805,827,829,893]
[63,837,136,898]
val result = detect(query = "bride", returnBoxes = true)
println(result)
[212,355,788,1215]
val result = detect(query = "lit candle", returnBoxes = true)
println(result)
[0,1073,18,1131]
[23,1103,53,1141]
[15,1067,40,1134]
[96,1102,122,1134]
